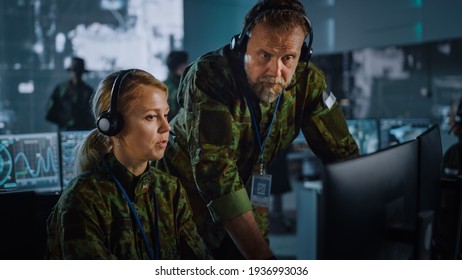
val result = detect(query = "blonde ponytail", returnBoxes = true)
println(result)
[74,129,112,175]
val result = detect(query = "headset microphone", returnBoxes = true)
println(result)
[96,69,132,136]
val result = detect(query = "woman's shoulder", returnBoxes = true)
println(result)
[60,167,114,205]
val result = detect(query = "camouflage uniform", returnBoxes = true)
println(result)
[159,45,359,255]
[45,80,94,130]
[46,153,210,259]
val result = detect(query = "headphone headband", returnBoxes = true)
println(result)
[231,4,313,63]
[108,70,131,121]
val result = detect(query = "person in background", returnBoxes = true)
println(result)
[46,69,210,259]
[158,0,359,259]
[45,57,94,130]
[164,50,189,121]
[443,98,462,176]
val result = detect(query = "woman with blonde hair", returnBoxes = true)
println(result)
[46,69,210,259]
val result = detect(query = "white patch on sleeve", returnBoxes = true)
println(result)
[322,91,336,109]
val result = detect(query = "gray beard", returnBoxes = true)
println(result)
[258,89,280,104]
[245,69,285,103]
[250,82,282,104]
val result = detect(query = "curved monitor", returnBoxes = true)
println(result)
[417,124,443,213]
[318,139,419,259]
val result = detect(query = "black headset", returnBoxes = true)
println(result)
[96,69,132,136]
[230,4,314,63]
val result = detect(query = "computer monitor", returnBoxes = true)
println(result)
[379,118,432,149]
[417,124,443,213]
[59,130,91,188]
[318,139,419,259]
[346,119,379,154]
[410,124,443,259]
[0,132,61,194]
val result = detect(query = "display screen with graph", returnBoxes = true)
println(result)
[0,133,60,193]
[59,130,91,188]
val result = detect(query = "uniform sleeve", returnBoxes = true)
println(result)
[182,64,252,223]
[300,66,360,163]
[46,189,118,260]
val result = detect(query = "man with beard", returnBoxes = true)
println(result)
[158,0,359,259]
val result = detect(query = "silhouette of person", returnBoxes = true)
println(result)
[164,50,189,121]
[45,57,94,130]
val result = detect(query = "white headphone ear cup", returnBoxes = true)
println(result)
[97,117,111,133]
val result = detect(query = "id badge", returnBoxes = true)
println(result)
[250,173,272,208]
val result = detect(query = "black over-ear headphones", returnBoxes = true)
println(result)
[230,4,314,63]
[96,69,132,136]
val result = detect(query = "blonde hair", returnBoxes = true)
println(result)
[74,69,168,175]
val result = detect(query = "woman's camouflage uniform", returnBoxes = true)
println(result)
[46,153,210,259]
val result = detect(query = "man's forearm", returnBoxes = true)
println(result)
[223,210,274,259]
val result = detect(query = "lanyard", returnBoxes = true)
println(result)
[243,92,282,175]
[104,158,160,260]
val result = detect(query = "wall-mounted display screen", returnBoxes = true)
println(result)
[379,118,432,149]
[59,130,91,188]
[0,132,60,194]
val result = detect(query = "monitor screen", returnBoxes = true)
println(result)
[59,130,91,188]
[318,139,419,259]
[346,119,379,154]
[0,132,60,194]
[379,118,432,149]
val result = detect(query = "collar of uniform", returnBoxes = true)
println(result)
[104,153,151,198]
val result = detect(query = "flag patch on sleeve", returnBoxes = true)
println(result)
[322,91,336,109]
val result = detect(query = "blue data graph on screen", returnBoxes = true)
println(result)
[0,133,60,191]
